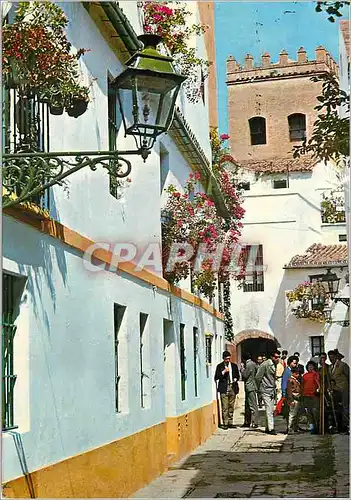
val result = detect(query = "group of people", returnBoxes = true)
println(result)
[215,348,349,435]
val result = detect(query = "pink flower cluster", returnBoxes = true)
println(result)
[161,170,246,291]
[220,133,230,141]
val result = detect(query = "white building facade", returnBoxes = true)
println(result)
[2,2,225,497]
[226,48,349,366]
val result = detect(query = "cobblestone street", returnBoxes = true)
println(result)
[133,396,350,498]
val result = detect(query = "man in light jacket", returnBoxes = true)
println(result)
[256,349,281,435]
[240,352,259,428]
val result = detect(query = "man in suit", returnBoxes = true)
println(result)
[281,350,288,369]
[329,349,349,433]
[293,352,305,380]
[215,351,240,430]
[240,352,259,428]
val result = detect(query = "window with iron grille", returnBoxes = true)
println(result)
[288,113,306,141]
[310,336,324,357]
[2,272,25,430]
[273,179,288,189]
[108,76,123,198]
[205,335,212,365]
[193,327,199,397]
[249,117,266,145]
[180,323,186,401]
[3,88,50,209]
[113,303,126,413]
[241,245,264,292]
[140,313,149,408]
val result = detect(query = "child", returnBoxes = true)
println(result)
[302,360,320,434]
[286,366,302,433]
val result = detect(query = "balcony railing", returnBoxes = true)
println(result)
[3,87,50,210]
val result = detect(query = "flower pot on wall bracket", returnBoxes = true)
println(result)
[66,98,88,118]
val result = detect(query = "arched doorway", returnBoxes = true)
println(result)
[232,330,281,364]
[240,337,277,361]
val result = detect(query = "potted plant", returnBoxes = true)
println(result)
[49,96,64,116]
[65,83,89,118]
[141,1,211,103]
[2,2,90,113]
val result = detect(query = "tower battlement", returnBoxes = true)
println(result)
[226,47,338,84]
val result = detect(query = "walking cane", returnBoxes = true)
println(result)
[216,381,222,427]
[319,364,325,435]
[329,389,338,430]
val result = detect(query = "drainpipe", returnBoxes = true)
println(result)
[99,2,142,55]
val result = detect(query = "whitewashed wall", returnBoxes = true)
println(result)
[231,162,348,366]
[2,216,224,481]
[2,1,224,484]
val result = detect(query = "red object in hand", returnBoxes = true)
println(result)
[274,397,285,416]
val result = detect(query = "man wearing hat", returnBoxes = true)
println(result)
[215,351,240,429]
[329,349,349,433]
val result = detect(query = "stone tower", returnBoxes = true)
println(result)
[226,47,338,163]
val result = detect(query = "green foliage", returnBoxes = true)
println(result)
[142,1,211,103]
[315,1,350,22]
[293,72,350,164]
[2,2,90,107]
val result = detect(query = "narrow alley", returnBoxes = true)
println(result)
[133,394,349,498]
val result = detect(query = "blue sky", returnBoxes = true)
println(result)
[214,1,349,133]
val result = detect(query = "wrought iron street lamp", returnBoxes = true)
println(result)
[318,268,340,299]
[2,34,186,209]
[112,34,186,157]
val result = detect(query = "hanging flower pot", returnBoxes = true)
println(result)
[66,98,88,118]
[49,102,64,115]
[15,96,35,135]
[2,3,90,109]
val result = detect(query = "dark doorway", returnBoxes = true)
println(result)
[240,337,277,363]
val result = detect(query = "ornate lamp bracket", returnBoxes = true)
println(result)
[2,147,150,209]
[334,297,350,307]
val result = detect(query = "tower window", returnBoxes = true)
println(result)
[249,117,266,145]
[288,113,306,141]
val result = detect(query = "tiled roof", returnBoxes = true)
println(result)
[238,156,317,174]
[285,243,348,268]
[340,20,350,60]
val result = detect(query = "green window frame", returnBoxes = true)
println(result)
[2,273,20,430]
[139,313,148,408]
[113,303,126,413]
[180,323,186,401]
[193,327,198,397]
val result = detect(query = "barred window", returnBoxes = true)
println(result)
[3,88,50,208]
[241,244,264,292]
[288,113,306,141]
[310,336,324,357]
[2,272,26,430]
[180,324,186,401]
[249,117,266,145]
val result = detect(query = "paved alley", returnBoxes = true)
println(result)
[133,397,349,498]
